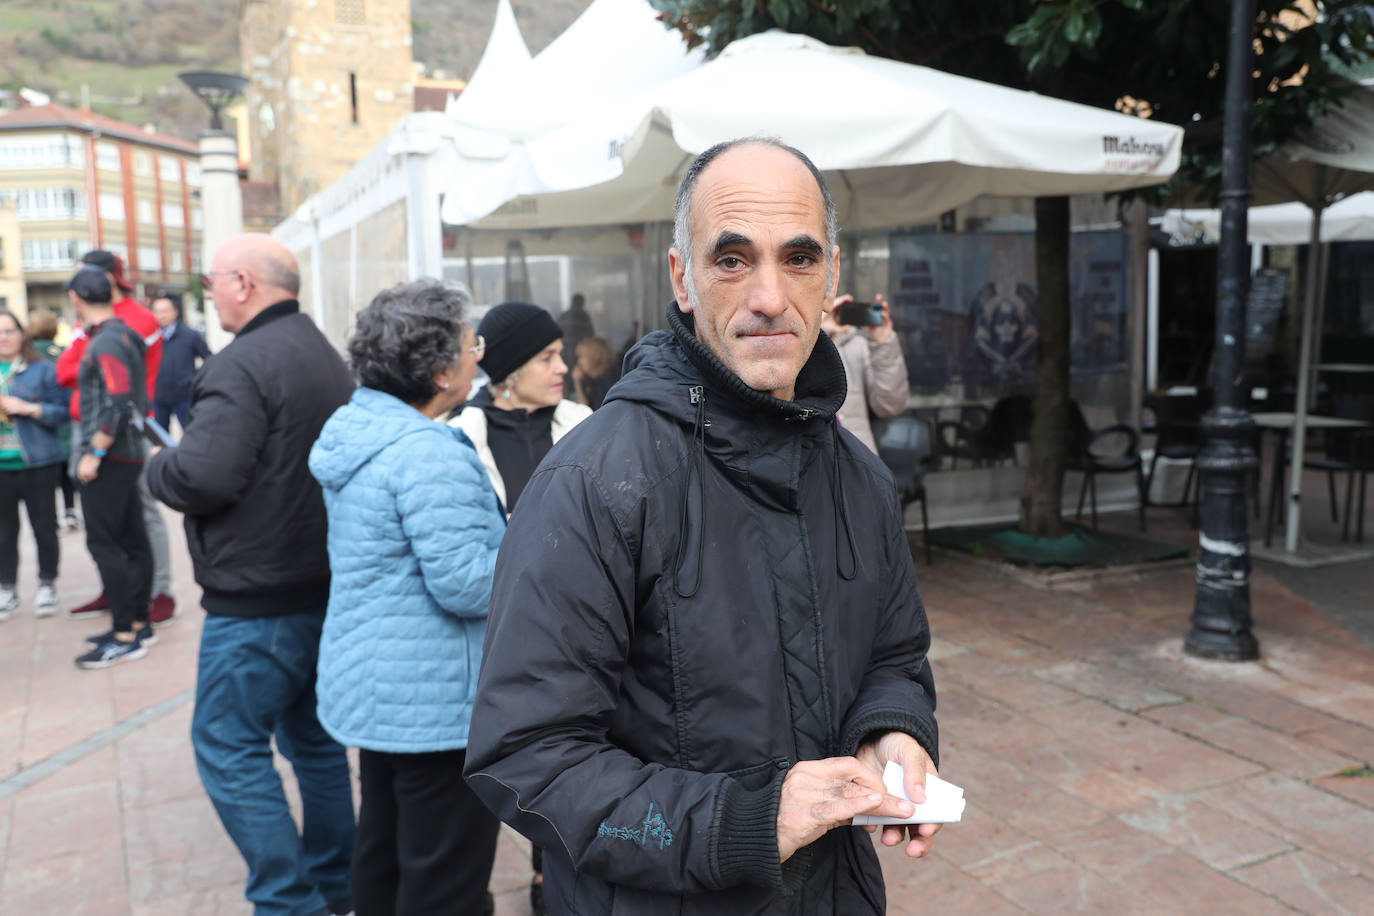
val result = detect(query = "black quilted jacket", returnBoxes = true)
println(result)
[465,303,938,915]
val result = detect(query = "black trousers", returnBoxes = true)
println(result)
[353,747,500,916]
[81,459,152,632]
[58,460,76,512]
[0,463,60,586]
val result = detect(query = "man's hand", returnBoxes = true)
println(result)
[776,756,915,863]
[77,453,102,483]
[865,294,894,344]
[0,395,34,418]
[855,731,941,858]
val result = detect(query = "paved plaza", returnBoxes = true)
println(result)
[2,484,1373,915]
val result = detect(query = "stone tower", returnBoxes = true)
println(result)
[241,0,414,215]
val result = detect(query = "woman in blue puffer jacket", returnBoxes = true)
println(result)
[309,279,505,916]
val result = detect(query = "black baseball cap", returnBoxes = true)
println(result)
[65,266,113,303]
[80,249,134,292]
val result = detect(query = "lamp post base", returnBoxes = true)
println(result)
[1184,627,1260,661]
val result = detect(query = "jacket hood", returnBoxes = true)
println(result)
[605,302,847,428]
[311,386,468,491]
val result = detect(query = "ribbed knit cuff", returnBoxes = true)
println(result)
[714,771,784,890]
[842,710,940,769]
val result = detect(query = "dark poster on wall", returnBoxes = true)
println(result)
[888,230,1129,392]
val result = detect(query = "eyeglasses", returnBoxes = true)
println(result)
[200,270,237,290]
[0,329,21,337]
[467,335,486,359]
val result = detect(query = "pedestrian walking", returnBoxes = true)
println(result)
[464,139,941,915]
[150,290,210,433]
[0,309,71,622]
[146,234,356,916]
[310,279,505,916]
[64,267,154,669]
[449,301,591,515]
[27,309,79,533]
[57,250,176,626]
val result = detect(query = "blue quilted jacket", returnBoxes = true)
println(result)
[309,386,506,752]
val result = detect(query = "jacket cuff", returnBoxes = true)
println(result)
[713,770,812,894]
[842,710,940,769]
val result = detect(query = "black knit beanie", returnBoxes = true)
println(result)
[478,302,564,385]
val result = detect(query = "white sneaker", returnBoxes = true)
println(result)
[35,583,58,618]
[0,587,16,622]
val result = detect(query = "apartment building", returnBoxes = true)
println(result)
[0,103,204,313]
[0,202,27,319]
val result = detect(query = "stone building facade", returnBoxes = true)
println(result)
[241,0,414,215]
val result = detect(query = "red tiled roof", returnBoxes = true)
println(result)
[0,103,198,155]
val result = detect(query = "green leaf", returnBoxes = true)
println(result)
[1063,5,1084,43]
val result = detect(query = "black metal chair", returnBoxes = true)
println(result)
[1067,402,1146,531]
[1344,429,1372,543]
[871,413,934,564]
[1142,394,1204,527]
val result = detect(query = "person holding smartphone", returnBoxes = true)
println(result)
[821,293,909,454]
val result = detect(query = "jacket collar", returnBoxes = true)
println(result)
[238,299,300,338]
[665,302,847,423]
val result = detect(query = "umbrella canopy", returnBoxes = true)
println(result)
[1161,192,1374,245]
[445,30,1184,230]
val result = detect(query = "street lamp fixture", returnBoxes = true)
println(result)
[179,71,250,131]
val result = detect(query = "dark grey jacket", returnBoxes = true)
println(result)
[465,304,938,915]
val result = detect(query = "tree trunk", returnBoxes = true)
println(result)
[1019,195,1072,537]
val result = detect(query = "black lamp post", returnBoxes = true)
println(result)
[178,71,249,131]
[1185,0,1260,662]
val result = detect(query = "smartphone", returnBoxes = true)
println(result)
[835,300,885,327]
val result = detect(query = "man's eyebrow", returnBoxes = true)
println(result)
[780,235,825,257]
[708,231,753,259]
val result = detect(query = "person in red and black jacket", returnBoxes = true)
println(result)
[64,266,154,669]
[56,251,176,626]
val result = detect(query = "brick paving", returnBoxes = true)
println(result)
[2,488,1373,915]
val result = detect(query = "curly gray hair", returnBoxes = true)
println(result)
[348,279,471,405]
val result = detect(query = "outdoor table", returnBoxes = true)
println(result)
[1317,363,1374,374]
[1252,412,1372,546]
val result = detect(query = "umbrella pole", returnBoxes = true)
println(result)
[1284,203,1325,553]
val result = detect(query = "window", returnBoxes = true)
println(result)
[96,142,120,172]
[161,202,184,227]
[0,134,84,170]
[99,193,125,221]
[0,187,86,221]
[191,250,201,272]
[159,157,180,182]
[138,246,161,270]
[137,199,154,224]
[21,239,83,271]
[134,152,151,176]
[168,247,182,270]
[191,207,203,230]
[186,164,202,187]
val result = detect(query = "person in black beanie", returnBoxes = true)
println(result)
[449,302,592,515]
[447,301,591,916]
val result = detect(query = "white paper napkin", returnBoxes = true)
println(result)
[852,761,966,825]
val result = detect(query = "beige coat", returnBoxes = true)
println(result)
[830,328,909,454]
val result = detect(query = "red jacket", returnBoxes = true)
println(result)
[57,296,163,420]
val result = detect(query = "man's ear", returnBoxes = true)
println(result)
[828,244,841,300]
[669,247,692,314]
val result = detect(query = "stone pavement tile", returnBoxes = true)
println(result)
[1199,772,1374,874]
[996,861,1143,915]
[998,741,1165,813]
[1231,849,1374,916]
[936,687,1048,753]
[491,826,533,896]
[116,705,205,809]
[1042,816,1172,880]
[1312,772,1374,809]
[130,883,249,916]
[925,635,968,661]
[969,671,1084,713]
[7,774,121,864]
[1299,721,1374,763]
[1145,705,1360,780]
[1116,794,1294,871]
[1002,785,1112,841]
[1,846,131,915]
[1035,661,1182,711]
[918,802,1039,871]
[1202,682,1348,737]
[1115,851,1292,916]
[1315,693,1374,725]
[123,794,249,905]
[0,799,10,876]
[879,852,1021,915]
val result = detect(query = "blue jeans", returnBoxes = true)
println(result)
[192,611,356,916]
[153,398,190,434]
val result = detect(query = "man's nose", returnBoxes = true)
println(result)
[746,262,788,318]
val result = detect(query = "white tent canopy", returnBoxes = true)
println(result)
[444,30,1184,230]
[1161,192,1374,245]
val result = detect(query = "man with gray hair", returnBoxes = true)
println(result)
[466,138,940,915]
[147,234,356,916]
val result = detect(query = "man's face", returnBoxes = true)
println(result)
[205,251,246,333]
[152,298,178,328]
[670,145,838,401]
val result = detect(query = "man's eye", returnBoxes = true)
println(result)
[718,256,743,269]
[788,254,816,267]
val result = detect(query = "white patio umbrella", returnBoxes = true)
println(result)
[445,30,1184,230]
[1249,85,1374,553]
[1160,192,1374,245]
